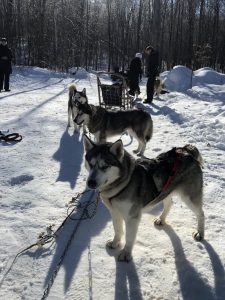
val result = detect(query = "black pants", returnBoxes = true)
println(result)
[0,72,10,91]
[129,73,140,95]
[146,73,157,102]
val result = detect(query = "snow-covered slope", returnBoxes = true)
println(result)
[0,66,225,300]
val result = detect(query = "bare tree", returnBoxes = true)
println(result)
[0,0,225,72]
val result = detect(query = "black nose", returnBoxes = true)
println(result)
[87,179,97,189]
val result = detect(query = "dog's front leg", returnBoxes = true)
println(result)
[68,106,72,127]
[83,125,88,134]
[106,208,124,249]
[73,121,79,134]
[118,215,141,262]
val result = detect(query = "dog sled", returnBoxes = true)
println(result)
[97,72,133,110]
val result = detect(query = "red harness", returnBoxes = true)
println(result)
[161,149,184,192]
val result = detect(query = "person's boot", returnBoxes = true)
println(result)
[143,99,152,104]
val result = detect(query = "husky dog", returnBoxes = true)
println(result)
[154,77,164,97]
[74,103,153,156]
[67,84,88,133]
[83,135,205,262]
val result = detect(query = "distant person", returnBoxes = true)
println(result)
[144,45,159,103]
[128,52,142,96]
[0,37,12,92]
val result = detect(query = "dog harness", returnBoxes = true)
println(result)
[161,149,182,192]
[106,147,191,204]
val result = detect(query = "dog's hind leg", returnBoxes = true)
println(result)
[138,141,146,156]
[133,136,146,156]
[182,193,205,241]
[154,197,173,226]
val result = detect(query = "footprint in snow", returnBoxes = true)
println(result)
[9,174,34,186]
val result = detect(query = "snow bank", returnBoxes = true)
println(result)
[1,66,225,300]
[193,67,225,85]
[161,65,225,92]
[161,65,193,92]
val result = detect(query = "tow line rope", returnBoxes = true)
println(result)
[42,190,98,300]
[0,189,99,299]
[0,130,22,142]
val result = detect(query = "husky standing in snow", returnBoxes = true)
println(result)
[74,102,153,156]
[67,84,88,134]
[83,135,205,262]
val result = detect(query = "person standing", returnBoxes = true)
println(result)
[0,37,13,92]
[128,52,142,96]
[144,45,159,103]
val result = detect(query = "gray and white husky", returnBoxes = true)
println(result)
[154,77,164,97]
[83,135,205,262]
[75,103,153,156]
[67,84,88,133]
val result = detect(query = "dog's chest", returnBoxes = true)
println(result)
[102,196,134,220]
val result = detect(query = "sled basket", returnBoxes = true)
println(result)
[97,73,132,110]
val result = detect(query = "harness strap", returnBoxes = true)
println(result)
[161,149,182,192]
[108,181,130,201]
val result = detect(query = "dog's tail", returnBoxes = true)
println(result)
[183,144,204,167]
[69,84,77,98]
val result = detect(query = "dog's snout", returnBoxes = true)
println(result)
[87,179,97,189]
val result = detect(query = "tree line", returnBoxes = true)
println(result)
[0,0,225,72]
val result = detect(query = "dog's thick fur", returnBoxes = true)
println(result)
[67,84,88,133]
[154,77,165,97]
[83,135,205,262]
[75,103,153,156]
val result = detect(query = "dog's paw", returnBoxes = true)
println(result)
[133,149,139,154]
[136,152,144,157]
[154,218,164,226]
[192,231,204,241]
[106,239,120,249]
[118,249,132,262]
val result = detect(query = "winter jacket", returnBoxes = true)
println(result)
[0,45,12,74]
[129,57,142,76]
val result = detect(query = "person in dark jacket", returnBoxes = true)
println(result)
[0,37,12,92]
[144,45,159,103]
[128,52,142,96]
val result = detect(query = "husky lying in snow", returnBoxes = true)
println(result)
[74,103,153,156]
[83,135,205,262]
[67,84,88,133]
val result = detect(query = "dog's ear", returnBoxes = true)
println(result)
[109,140,124,162]
[83,134,95,153]
[82,88,86,95]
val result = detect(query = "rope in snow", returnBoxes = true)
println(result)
[0,190,99,295]
[0,130,22,142]
[88,244,93,300]
[41,190,98,300]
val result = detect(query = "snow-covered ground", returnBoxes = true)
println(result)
[0,66,225,300]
